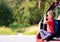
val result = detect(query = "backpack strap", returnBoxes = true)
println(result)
[54,20,58,37]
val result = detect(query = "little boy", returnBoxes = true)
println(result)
[40,10,55,41]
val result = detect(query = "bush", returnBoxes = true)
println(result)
[0,1,15,27]
[9,23,30,29]
[9,23,31,33]
[29,7,42,24]
[19,4,42,25]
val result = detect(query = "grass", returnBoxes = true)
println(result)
[9,23,31,33]
[0,24,38,35]
[0,26,16,35]
[23,25,38,35]
[23,30,37,35]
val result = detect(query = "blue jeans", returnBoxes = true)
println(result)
[40,29,52,40]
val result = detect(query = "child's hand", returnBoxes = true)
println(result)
[43,14,47,24]
[43,14,46,18]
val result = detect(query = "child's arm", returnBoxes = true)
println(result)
[43,14,48,24]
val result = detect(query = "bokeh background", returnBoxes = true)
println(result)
[0,0,55,35]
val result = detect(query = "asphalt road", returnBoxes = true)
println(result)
[0,34,36,42]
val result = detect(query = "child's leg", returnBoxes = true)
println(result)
[40,29,52,40]
[40,29,45,38]
[43,32,52,40]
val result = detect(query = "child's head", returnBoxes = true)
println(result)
[47,10,55,19]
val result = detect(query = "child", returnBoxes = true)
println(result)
[40,10,55,42]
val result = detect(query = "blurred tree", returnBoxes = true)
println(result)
[37,0,40,9]
[0,0,15,27]
[1,0,55,25]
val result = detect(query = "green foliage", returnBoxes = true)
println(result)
[29,8,42,24]
[0,0,15,26]
[0,0,56,26]
[0,0,56,35]
[9,23,30,29]
[16,29,25,33]
[16,1,42,24]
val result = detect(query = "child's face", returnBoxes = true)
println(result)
[47,13,53,19]
[47,15,51,19]
[47,10,55,19]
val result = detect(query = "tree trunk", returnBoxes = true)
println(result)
[37,0,40,9]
